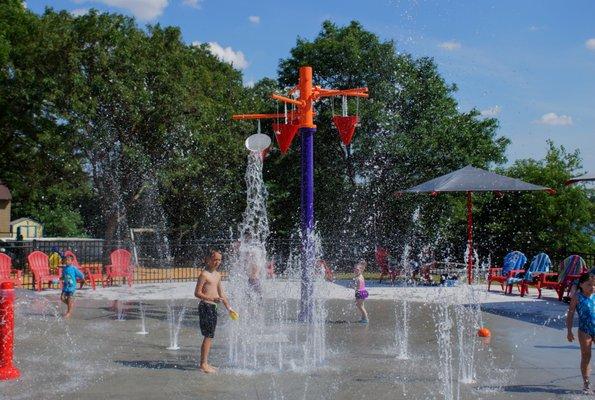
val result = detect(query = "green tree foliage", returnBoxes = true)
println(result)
[272,21,509,258]
[0,0,90,236]
[1,9,590,262]
[474,141,594,261]
[0,5,250,241]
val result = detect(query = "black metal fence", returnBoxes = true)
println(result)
[0,237,592,289]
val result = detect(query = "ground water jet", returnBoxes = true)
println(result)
[435,302,457,400]
[115,300,125,321]
[394,299,409,359]
[166,301,186,350]
[136,301,148,335]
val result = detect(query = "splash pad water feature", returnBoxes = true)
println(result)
[233,65,368,322]
[0,65,573,400]
[226,148,328,372]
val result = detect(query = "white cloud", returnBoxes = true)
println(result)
[586,38,595,51]
[534,112,573,126]
[182,0,202,9]
[71,8,89,16]
[193,41,249,70]
[248,15,260,24]
[480,105,501,118]
[438,41,461,51]
[77,0,168,21]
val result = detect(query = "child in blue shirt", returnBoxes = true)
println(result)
[61,254,85,318]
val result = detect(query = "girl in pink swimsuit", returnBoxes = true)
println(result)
[354,261,369,323]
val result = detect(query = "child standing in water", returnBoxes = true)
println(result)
[567,273,595,394]
[194,249,236,373]
[354,261,369,323]
[61,254,85,318]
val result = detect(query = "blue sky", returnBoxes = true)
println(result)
[26,0,595,172]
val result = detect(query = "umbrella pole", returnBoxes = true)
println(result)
[466,191,473,284]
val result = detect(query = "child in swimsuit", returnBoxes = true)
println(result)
[61,254,85,318]
[194,249,236,374]
[567,273,595,394]
[354,261,369,323]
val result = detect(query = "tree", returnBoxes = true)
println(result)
[1,6,253,241]
[474,141,594,261]
[271,21,509,260]
[0,0,90,236]
[38,10,250,241]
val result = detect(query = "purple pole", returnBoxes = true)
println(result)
[299,127,316,322]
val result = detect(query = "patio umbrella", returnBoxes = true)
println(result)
[401,165,553,284]
[565,172,595,185]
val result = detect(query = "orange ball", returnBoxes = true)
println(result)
[478,327,491,337]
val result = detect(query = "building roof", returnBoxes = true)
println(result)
[10,217,41,225]
[0,180,11,200]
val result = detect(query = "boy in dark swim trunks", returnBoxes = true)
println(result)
[194,249,235,373]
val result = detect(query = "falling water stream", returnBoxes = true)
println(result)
[226,151,327,372]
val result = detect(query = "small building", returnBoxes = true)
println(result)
[0,181,11,238]
[10,217,44,239]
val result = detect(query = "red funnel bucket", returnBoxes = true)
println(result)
[332,116,359,146]
[272,123,300,154]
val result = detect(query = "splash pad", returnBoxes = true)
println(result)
[233,66,368,321]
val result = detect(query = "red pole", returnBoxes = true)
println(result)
[0,281,20,380]
[466,191,473,284]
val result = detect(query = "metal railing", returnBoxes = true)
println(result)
[0,237,592,289]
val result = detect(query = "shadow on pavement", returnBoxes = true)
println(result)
[491,384,581,395]
[116,360,197,371]
[481,300,569,330]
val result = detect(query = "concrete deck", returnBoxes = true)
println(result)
[2,281,584,400]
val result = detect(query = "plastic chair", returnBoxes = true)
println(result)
[376,246,397,284]
[487,251,527,293]
[65,250,104,290]
[539,255,586,301]
[28,251,61,291]
[316,260,334,282]
[105,249,133,287]
[518,253,552,298]
[0,253,23,287]
[266,259,276,279]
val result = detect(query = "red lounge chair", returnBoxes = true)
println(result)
[539,255,586,301]
[105,249,133,287]
[376,246,396,284]
[488,251,527,293]
[28,251,61,291]
[317,260,334,282]
[266,259,276,279]
[65,250,104,290]
[0,253,23,287]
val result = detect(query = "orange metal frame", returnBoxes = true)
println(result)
[232,66,368,128]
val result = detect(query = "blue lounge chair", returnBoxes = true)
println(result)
[488,251,527,293]
[515,253,552,297]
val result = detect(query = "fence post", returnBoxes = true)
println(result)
[0,281,20,380]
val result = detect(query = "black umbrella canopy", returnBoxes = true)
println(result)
[404,165,549,193]
[401,165,551,284]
